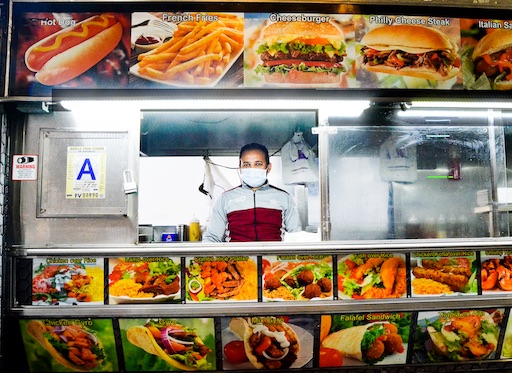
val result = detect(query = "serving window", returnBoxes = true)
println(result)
[138,110,320,236]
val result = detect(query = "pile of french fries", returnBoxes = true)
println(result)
[136,14,244,85]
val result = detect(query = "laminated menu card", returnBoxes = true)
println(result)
[262,254,333,301]
[337,253,407,299]
[319,312,411,366]
[413,309,505,363]
[119,318,216,371]
[221,315,314,370]
[410,251,478,296]
[501,310,512,359]
[185,256,257,302]
[32,257,104,306]
[20,318,118,372]
[480,250,512,294]
[108,257,181,304]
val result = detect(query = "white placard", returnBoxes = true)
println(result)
[66,146,106,199]
[379,135,417,183]
[12,155,37,180]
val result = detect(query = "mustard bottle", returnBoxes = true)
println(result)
[189,217,201,241]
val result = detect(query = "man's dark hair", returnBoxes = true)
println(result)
[240,143,270,165]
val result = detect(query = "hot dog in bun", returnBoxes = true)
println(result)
[360,25,460,81]
[255,21,346,84]
[25,14,123,86]
[472,30,512,90]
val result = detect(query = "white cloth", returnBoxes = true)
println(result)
[281,132,318,184]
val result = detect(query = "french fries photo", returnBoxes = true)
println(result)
[134,13,244,86]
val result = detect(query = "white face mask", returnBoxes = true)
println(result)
[240,168,267,188]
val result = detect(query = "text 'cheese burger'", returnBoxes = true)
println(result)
[255,21,346,84]
[360,25,460,81]
[472,30,512,90]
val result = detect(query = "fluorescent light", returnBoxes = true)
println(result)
[411,101,512,109]
[60,99,370,115]
[397,109,487,118]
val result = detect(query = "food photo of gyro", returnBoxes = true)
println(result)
[20,319,119,372]
[221,315,314,370]
[120,318,216,371]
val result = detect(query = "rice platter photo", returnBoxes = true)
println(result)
[186,256,257,302]
[337,254,406,299]
[32,258,104,306]
[411,253,477,296]
[108,257,181,303]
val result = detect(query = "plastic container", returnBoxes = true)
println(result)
[189,217,201,241]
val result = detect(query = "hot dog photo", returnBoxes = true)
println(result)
[356,16,461,89]
[10,12,130,95]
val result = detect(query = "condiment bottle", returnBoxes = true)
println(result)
[189,217,201,241]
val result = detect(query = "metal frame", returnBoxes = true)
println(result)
[7,237,512,318]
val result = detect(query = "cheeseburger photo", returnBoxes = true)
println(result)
[472,29,512,90]
[360,25,460,81]
[255,21,347,84]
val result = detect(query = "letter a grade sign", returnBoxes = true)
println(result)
[66,146,106,199]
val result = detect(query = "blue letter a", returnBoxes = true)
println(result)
[77,158,96,180]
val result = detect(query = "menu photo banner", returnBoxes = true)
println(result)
[8,8,512,95]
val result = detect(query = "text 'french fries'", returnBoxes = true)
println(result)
[136,13,244,85]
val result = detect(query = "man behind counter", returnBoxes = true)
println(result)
[202,143,302,242]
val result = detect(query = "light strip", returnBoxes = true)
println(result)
[60,99,371,116]
[397,109,488,118]
[411,101,512,109]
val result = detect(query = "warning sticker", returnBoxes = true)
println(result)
[12,155,38,181]
[66,146,106,199]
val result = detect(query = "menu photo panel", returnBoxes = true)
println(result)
[412,308,505,363]
[319,312,412,367]
[19,318,119,372]
[9,12,131,96]
[119,317,216,371]
[32,257,105,306]
[221,315,315,370]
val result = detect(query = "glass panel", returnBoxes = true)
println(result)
[326,106,507,240]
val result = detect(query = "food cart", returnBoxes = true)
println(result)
[2,0,512,372]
